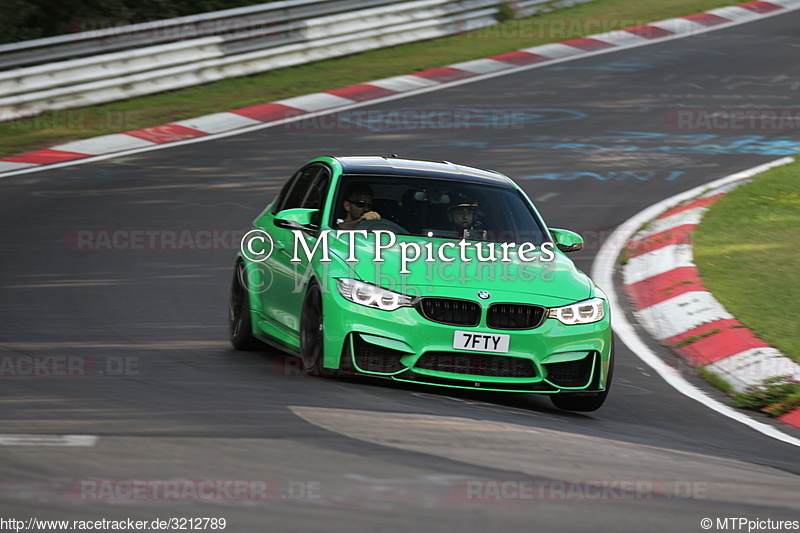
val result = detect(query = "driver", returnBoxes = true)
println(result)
[336,184,382,230]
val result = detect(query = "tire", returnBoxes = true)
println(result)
[550,343,614,412]
[229,261,266,351]
[300,282,325,375]
[550,391,608,412]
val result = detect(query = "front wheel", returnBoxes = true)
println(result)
[550,344,614,412]
[550,390,608,412]
[300,282,325,375]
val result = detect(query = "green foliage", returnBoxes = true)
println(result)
[495,2,520,22]
[697,367,735,395]
[0,0,45,42]
[674,328,721,347]
[730,375,800,417]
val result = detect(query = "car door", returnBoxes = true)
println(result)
[257,163,331,348]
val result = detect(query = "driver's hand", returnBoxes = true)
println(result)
[359,211,381,222]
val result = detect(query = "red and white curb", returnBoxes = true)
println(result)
[621,159,800,429]
[593,160,800,445]
[2,0,800,177]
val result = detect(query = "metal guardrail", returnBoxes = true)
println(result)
[0,0,593,122]
[0,0,399,70]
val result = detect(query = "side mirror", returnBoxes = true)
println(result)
[549,228,584,253]
[274,208,319,230]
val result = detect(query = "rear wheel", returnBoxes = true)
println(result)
[300,282,325,375]
[229,261,265,351]
[550,344,614,412]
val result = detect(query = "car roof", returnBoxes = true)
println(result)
[334,156,514,188]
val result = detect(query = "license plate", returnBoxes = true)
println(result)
[453,331,510,353]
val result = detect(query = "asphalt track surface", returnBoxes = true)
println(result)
[1,11,800,533]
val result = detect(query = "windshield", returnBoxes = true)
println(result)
[331,175,548,244]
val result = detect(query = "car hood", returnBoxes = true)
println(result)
[327,232,592,304]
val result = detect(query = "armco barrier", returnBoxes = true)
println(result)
[0,0,591,122]
[0,0,401,70]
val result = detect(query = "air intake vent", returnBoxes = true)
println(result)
[418,298,480,326]
[352,335,406,374]
[544,355,594,387]
[416,352,535,378]
[488,304,547,330]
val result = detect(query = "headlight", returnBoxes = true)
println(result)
[337,279,416,311]
[548,298,605,325]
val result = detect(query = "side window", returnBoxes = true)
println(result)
[271,169,302,214]
[299,167,330,227]
[273,166,320,213]
[301,167,330,210]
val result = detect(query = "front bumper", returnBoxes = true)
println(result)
[321,285,613,393]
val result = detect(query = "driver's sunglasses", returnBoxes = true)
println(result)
[347,199,373,208]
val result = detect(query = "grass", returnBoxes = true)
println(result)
[693,160,800,364]
[697,366,735,395]
[675,328,721,347]
[0,0,743,158]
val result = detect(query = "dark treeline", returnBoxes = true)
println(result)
[0,0,278,44]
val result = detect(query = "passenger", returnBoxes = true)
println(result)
[447,193,479,233]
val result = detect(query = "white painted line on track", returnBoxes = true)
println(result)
[591,156,800,447]
[0,434,98,446]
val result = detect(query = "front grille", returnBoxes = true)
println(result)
[544,355,594,387]
[487,304,547,330]
[415,351,535,378]
[352,335,406,374]
[418,298,480,326]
